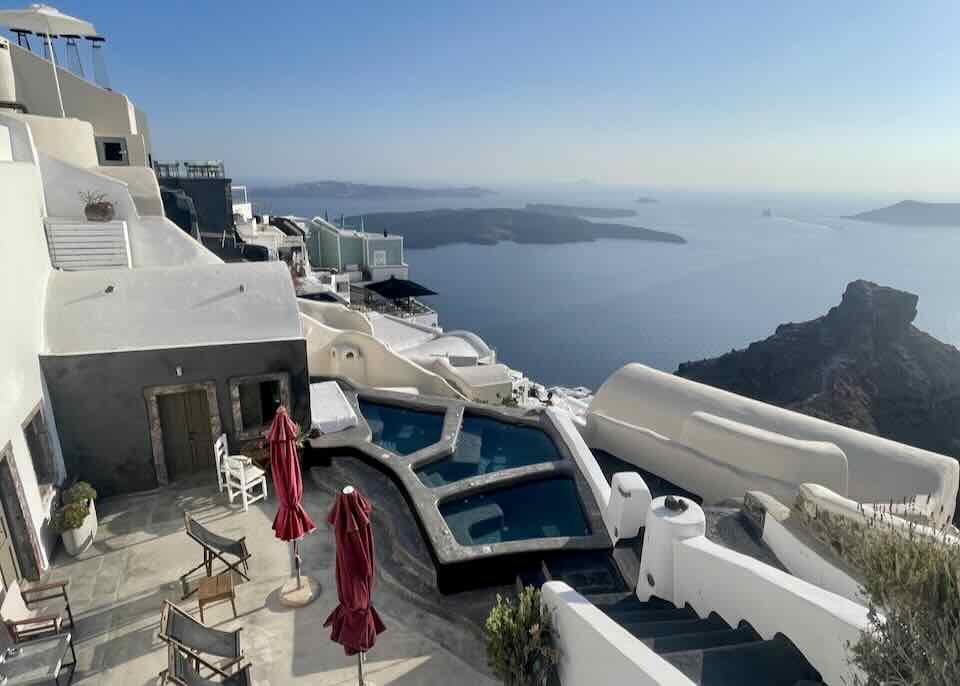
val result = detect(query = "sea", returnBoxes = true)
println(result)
[250,187,960,390]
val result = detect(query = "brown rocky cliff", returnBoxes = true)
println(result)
[676,280,960,463]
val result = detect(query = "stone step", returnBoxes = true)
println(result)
[643,625,761,654]
[619,614,730,639]
[662,636,823,686]
[582,592,673,612]
[603,605,698,624]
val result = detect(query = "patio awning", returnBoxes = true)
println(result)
[364,276,436,300]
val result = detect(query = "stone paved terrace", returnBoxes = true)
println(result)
[45,458,503,685]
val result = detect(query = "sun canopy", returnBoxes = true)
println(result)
[0,5,98,116]
[0,5,97,36]
[364,276,437,300]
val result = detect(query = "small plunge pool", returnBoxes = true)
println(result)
[416,413,563,487]
[358,400,444,456]
[439,478,590,546]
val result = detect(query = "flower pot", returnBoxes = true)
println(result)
[61,500,97,557]
[84,201,115,222]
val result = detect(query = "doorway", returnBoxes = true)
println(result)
[158,390,215,482]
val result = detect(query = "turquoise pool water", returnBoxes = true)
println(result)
[358,400,445,456]
[416,413,563,487]
[440,478,590,545]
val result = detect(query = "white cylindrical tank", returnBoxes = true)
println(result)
[636,495,706,603]
[0,37,16,104]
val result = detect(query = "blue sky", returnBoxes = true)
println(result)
[45,1,960,191]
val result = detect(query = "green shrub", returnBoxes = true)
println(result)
[484,586,560,686]
[62,481,97,505]
[51,501,90,533]
[795,499,960,685]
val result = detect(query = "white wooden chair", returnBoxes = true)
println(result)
[213,434,243,494]
[224,456,267,512]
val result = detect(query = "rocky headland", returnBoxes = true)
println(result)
[677,280,960,466]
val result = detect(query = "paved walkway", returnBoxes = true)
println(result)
[46,464,498,685]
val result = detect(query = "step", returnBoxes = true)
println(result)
[662,636,823,686]
[619,615,730,640]
[604,606,698,624]
[583,592,672,612]
[643,625,761,654]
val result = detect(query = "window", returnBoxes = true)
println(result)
[373,250,387,266]
[230,373,290,439]
[22,408,55,486]
[96,136,129,166]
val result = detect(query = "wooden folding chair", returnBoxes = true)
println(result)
[179,513,251,598]
[158,601,244,684]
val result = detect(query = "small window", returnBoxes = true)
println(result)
[373,250,387,266]
[230,373,290,439]
[239,380,281,432]
[96,136,129,166]
[23,408,55,486]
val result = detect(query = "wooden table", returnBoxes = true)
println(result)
[197,574,237,623]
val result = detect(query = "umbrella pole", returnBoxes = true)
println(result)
[294,539,302,589]
[45,31,66,117]
[357,652,363,685]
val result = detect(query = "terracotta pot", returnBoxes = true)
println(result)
[62,500,97,557]
[84,201,115,222]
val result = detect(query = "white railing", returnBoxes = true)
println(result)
[44,218,131,270]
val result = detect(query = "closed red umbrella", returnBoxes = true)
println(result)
[325,486,386,683]
[267,406,317,603]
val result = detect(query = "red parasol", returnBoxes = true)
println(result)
[267,406,316,588]
[325,486,386,682]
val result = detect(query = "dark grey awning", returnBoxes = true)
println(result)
[364,276,437,300]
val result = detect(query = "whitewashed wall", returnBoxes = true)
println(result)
[588,364,959,525]
[541,582,694,686]
[0,117,63,572]
[301,313,463,398]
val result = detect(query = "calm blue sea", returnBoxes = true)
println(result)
[250,187,960,389]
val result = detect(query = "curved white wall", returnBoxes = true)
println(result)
[301,313,464,398]
[682,411,848,496]
[297,299,373,335]
[589,364,958,525]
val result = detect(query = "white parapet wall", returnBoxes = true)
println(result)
[673,535,869,686]
[681,411,849,496]
[541,582,695,686]
[548,407,651,543]
[587,364,959,526]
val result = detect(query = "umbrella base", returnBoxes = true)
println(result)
[279,576,320,607]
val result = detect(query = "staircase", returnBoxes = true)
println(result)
[582,591,826,686]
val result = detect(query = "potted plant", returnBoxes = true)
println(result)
[51,481,98,556]
[484,586,560,686]
[79,190,115,222]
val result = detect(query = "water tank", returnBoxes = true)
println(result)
[0,37,15,104]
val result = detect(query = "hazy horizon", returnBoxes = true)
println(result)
[64,1,960,194]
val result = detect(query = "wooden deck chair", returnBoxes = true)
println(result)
[167,645,254,685]
[158,601,243,683]
[179,513,251,598]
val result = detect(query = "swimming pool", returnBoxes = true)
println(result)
[358,400,445,456]
[416,413,563,487]
[439,478,590,546]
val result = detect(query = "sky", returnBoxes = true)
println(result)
[42,1,960,192]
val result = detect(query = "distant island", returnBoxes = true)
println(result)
[343,208,686,249]
[635,196,657,204]
[258,180,496,199]
[847,200,960,226]
[525,203,638,219]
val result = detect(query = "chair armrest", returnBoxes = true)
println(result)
[24,580,69,594]
[228,455,251,465]
[9,615,60,626]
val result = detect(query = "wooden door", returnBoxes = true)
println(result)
[0,494,22,591]
[159,390,214,482]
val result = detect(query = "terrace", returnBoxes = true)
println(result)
[43,463,501,685]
